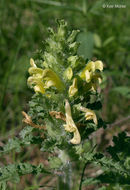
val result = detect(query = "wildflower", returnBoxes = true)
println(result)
[69,78,78,97]
[28,67,44,78]
[28,58,65,94]
[28,59,45,94]
[42,69,65,91]
[90,73,102,91]
[30,58,37,67]
[80,60,103,90]
[63,100,81,144]
[28,77,45,94]
[79,106,98,125]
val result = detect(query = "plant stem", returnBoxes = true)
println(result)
[79,162,88,190]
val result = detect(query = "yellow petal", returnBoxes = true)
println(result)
[91,82,97,91]
[98,77,102,84]
[42,69,65,91]
[64,100,81,144]
[90,73,102,91]
[27,76,42,86]
[94,60,103,71]
[85,109,97,125]
[70,129,81,144]
[64,100,76,132]
[34,84,45,94]
[28,67,44,77]
[69,78,78,97]
[27,76,45,94]
[80,60,103,82]
[64,67,73,80]
[80,61,95,81]
[44,80,55,88]
[79,106,98,125]
[85,61,95,72]
[30,58,37,67]
[84,70,91,83]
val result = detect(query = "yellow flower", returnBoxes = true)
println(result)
[42,69,65,91]
[34,84,45,94]
[90,73,102,91]
[80,60,103,91]
[94,60,103,71]
[28,58,65,94]
[80,60,103,83]
[27,59,45,94]
[28,67,44,78]
[79,106,98,125]
[30,58,37,67]
[69,78,78,97]
[27,76,45,94]
[64,67,73,80]
[63,100,81,144]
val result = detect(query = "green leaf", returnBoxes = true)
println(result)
[20,126,33,139]
[77,31,94,59]
[0,138,21,156]
[0,163,49,183]
[107,132,130,162]
[20,126,34,145]
[0,164,20,183]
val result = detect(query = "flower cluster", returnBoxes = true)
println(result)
[27,20,103,145]
[28,58,65,94]
[28,59,103,96]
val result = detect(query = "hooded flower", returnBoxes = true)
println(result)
[27,58,65,94]
[68,78,78,97]
[80,60,103,90]
[28,59,45,94]
[79,106,98,125]
[28,76,45,94]
[90,73,102,91]
[42,69,65,91]
[63,100,81,144]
